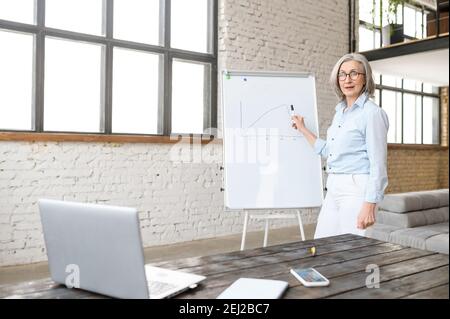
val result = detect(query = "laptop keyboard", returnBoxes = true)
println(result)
[148,280,179,296]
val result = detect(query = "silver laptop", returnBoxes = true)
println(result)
[38,199,206,299]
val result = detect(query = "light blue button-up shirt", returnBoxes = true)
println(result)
[314,93,389,203]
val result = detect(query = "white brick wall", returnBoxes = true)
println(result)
[0,0,348,266]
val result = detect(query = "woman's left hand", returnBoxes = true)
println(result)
[357,202,377,229]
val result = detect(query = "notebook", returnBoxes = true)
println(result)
[216,278,289,299]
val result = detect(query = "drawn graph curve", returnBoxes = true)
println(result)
[239,101,302,139]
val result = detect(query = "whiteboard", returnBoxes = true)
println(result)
[221,71,323,210]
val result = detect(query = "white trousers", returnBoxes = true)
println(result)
[314,173,374,239]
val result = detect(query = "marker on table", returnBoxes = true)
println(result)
[310,246,316,257]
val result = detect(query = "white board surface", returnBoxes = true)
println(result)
[221,71,323,210]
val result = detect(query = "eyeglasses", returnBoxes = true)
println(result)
[338,70,365,81]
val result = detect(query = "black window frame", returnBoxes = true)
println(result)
[376,75,441,145]
[358,0,433,52]
[0,0,218,137]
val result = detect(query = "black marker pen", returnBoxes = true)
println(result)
[290,105,296,128]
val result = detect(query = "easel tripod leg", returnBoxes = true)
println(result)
[297,210,305,241]
[263,219,269,247]
[241,211,249,251]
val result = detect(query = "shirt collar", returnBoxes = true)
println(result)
[335,92,369,112]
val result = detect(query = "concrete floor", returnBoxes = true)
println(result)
[0,224,315,287]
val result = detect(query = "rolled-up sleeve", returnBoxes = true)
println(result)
[365,107,389,203]
[313,138,328,158]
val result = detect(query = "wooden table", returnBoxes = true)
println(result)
[1,234,448,299]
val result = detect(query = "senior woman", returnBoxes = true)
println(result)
[292,53,389,239]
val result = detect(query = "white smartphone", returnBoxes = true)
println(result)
[290,268,330,287]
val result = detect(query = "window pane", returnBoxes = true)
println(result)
[374,30,381,49]
[382,90,401,143]
[372,89,381,105]
[46,0,104,35]
[396,4,403,24]
[0,30,33,130]
[403,78,420,91]
[374,72,381,85]
[396,91,402,143]
[359,26,375,52]
[359,0,374,24]
[416,11,423,38]
[423,83,439,94]
[404,5,416,37]
[403,93,419,143]
[0,0,35,24]
[114,0,162,45]
[382,74,401,88]
[171,0,210,53]
[44,38,103,132]
[374,0,382,27]
[415,95,422,144]
[416,81,422,91]
[172,60,210,134]
[112,48,161,135]
[423,97,439,144]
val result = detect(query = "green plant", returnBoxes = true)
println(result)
[385,0,408,24]
[369,0,412,26]
[366,0,412,44]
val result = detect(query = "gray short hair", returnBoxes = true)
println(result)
[330,53,375,101]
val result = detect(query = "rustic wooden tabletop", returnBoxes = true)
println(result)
[1,234,448,299]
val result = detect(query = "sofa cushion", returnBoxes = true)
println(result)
[365,223,400,242]
[435,189,449,207]
[376,210,426,228]
[376,207,449,228]
[389,227,442,251]
[420,222,449,233]
[380,193,422,213]
[424,207,449,225]
[415,192,443,210]
[425,234,449,255]
[380,189,449,213]
[366,223,449,254]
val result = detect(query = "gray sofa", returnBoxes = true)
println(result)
[366,189,449,254]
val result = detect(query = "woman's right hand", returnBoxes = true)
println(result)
[291,115,306,132]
